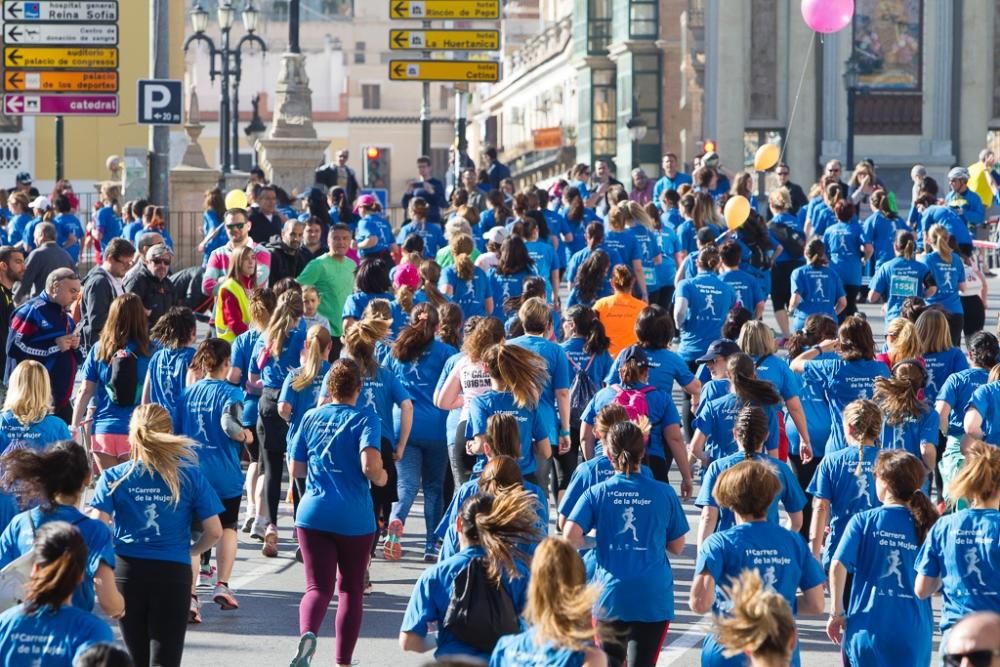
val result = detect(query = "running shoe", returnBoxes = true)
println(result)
[198,564,217,587]
[250,518,267,542]
[212,583,239,610]
[289,632,317,667]
[295,547,303,563]
[189,595,202,624]
[262,525,279,558]
[241,516,255,534]
[383,519,403,560]
[422,546,438,564]
[363,568,373,596]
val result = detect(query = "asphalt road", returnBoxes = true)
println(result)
[116,270,1000,666]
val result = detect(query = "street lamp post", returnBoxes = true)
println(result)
[184,1,267,175]
[626,99,648,169]
[244,93,267,168]
[843,53,861,171]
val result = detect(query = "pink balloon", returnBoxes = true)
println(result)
[801,0,854,34]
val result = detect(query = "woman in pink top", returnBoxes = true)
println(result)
[434,316,505,488]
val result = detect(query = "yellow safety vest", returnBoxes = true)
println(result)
[214,278,251,342]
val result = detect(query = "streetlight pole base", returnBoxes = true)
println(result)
[257,136,329,196]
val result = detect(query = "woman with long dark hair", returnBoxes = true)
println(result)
[487,236,536,319]
[0,522,114,666]
[71,293,151,472]
[383,303,457,562]
[342,258,407,335]
[142,306,198,412]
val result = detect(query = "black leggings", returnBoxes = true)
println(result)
[840,285,861,322]
[116,556,192,667]
[787,453,821,541]
[645,454,671,484]
[962,295,985,344]
[599,619,670,667]
[258,389,290,525]
[552,421,581,494]
[945,311,965,348]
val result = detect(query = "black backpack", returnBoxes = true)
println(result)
[107,347,147,407]
[568,354,598,425]
[443,557,520,652]
[769,221,806,260]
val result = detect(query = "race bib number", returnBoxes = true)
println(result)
[890,274,918,297]
[644,267,656,285]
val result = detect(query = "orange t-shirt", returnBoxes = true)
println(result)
[593,292,646,357]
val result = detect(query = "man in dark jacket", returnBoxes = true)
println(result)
[79,237,135,351]
[248,185,285,244]
[15,222,73,303]
[267,218,308,286]
[123,243,176,327]
[0,245,25,400]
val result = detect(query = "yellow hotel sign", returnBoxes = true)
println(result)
[389,60,499,82]
[389,0,500,20]
[4,47,118,69]
[389,29,500,51]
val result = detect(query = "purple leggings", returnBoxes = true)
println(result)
[297,527,376,664]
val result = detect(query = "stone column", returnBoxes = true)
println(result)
[256,52,329,196]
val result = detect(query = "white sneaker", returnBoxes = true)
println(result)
[250,518,267,541]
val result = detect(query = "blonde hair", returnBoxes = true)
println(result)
[451,233,475,281]
[948,440,1000,506]
[291,325,333,391]
[344,316,391,378]
[113,404,195,506]
[248,288,277,330]
[885,318,921,366]
[737,320,777,358]
[715,570,795,663]
[768,187,791,213]
[518,297,552,335]
[525,538,600,651]
[843,399,882,476]
[915,309,954,354]
[927,223,953,263]
[264,290,304,358]
[481,343,547,408]
[3,360,52,426]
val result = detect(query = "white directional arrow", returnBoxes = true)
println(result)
[3,95,23,114]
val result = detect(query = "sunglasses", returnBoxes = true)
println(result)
[776,171,789,176]
[226,223,246,230]
[943,650,1000,667]
[828,168,842,172]
[151,258,171,266]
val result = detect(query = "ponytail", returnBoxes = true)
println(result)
[392,302,438,363]
[715,570,795,664]
[843,399,882,476]
[418,261,448,307]
[565,305,611,356]
[481,343,547,408]
[895,230,916,261]
[114,404,195,506]
[264,290,304,358]
[574,250,611,304]
[734,405,769,458]
[927,223,953,263]
[451,233,475,281]
[292,325,333,391]
[727,354,780,406]
[459,491,541,585]
[874,450,939,543]
[395,285,415,313]
[22,522,88,613]
[437,303,462,349]
[477,455,524,496]
[190,337,230,376]
[873,359,927,424]
[150,306,197,349]
[606,421,645,474]
[344,316,390,378]
[948,440,1000,507]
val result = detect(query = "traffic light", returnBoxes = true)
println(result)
[363,145,390,189]
[701,139,717,154]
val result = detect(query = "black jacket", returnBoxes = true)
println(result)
[123,263,176,328]
[248,210,283,245]
[80,266,118,352]
[266,237,309,287]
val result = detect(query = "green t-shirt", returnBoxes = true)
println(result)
[435,246,481,269]
[297,254,356,336]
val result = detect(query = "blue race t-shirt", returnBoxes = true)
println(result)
[557,454,652,520]
[630,224,662,291]
[567,473,688,622]
[969,383,1000,446]
[175,378,245,501]
[82,342,151,435]
[279,362,330,440]
[487,268,535,318]
[807,445,881,569]
[89,461,223,565]
[0,411,71,455]
[386,340,456,441]
[861,211,900,269]
[869,257,933,323]
[603,228,639,266]
[581,383,680,461]
[916,508,1000,631]
[833,505,933,667]
[525,239,558,297]
[436,478,548,560]
[938,367,988,438]
[231,329,263,428]
[396,221,446,258]
[881,408,939,468]
[921,252,966,315]
[146,346,196,412]
[560,337,613,390]
[401,545,530,660]
[696,521,825,667]
[0,603,113,667]
[695,451,805,533]
[440,265,491,319]
[54,213,84,264]
[604,346,694,392]
[491,627,590,667]
[721,268,765,312]
[509,334,571,445]
[789,264,845,330]
[693,395,781,463]
[786,351,838,458]
[250,323,308,389]
[802,358,889,453]
[675,272,736,362]
[355,214,393,257]
[352,365,412,449]
[923,347,969,400]
[466,390,548,475]
[0,505,114,612]
[289,403,380,536]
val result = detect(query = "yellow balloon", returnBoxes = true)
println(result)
[724,195,751,230]
[224,189,248,210]
[754,143,780,172]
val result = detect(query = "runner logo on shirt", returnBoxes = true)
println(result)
[618,506,639,542]
[966,548,987,587]
[855,475,872,507]
[882,550,905,589]
[762,566,777,591]
[815,278,826,298]
[143,504,161,538]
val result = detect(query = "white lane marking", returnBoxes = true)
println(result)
[657,618,711,666]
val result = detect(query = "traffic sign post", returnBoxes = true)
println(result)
[389,29,499,51]
[388,0,500,20]
[389,60,499,82]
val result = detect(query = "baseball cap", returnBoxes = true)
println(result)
[695,339,742,364]
[619,345,650,368]
[483,226,509,246]
[146,243,174,261]
[353,193,377,213]
[702,151,720,168]
[29,196,50,210]
[393,263,420,290]
[948,167,970,181]
[696,227,717,244]
[16,171,31,184]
